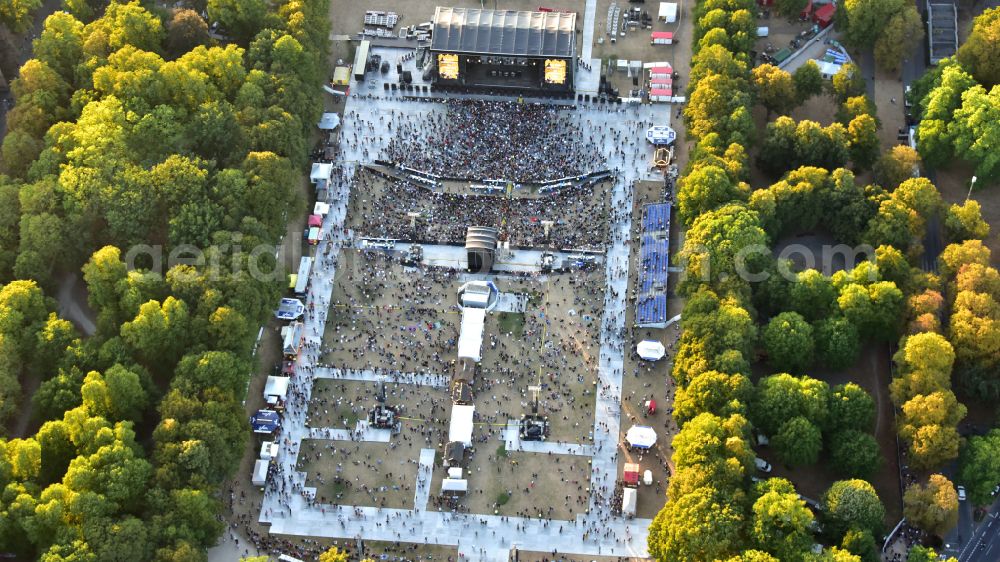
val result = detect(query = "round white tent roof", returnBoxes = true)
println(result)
[636,340,666,361]
[626,425,657,449]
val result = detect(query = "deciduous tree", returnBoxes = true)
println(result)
[673,370,752,423]
[763,312,814,373]
[948,84,1000,180]
[944,200,990,242]
[903,474,959,537]
[0,0,42,33]
[749,478,816,561]
[793,60,824,103]
[677,164,750,227]
[753,64,797,116]
[873,145,921,189]
[840,0,906,48]
[832,63,866,102]
[829,429,882,479]
[874,6,924,73]
[167,9,209,56]
[773,416,822,466]
[848,114,880,170]
[958,430,1000,505]
[823,479,886,536]
[956,7,1000,87]
[814,317,861,371]
[753,373,829,436]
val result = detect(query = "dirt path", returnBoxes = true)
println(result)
[56,271,96,336]
[8,371,39,438]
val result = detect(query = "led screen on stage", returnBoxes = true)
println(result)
[544,59,567,84]
[438,53,459,79]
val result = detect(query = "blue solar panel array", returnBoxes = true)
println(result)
[636,203,672,327]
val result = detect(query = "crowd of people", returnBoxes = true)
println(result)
[351,172,610,250]
[383,99,598,183]
[231,90,681,559]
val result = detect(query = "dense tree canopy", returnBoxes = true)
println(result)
[0,0,329,559]
[757,117,850,177]
[676,204,769,298]
[651,0,921,557]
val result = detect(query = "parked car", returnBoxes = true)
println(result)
[958,486,967,501]
[755,457,772,473]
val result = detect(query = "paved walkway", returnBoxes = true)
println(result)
[313,367,450,388]
[503,422,595,456]
[582,0,597,61]
[494,293,528,313]
[307,420,392,442]
[258,95,669,560]
[415,449,436,511]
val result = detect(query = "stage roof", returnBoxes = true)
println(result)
[431,7,576,58]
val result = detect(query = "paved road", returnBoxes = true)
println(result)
[964,509,1000,562]
[943,500,1000,562]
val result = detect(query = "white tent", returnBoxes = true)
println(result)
[314,201,331,216]
[310,162,333,184]
[447,467,463,479]
[457,307,486,362]
[441,478,468,495]
[263,376,290,402]
[622,487,637,516]
[260,441,278,460]
[637,340,666,361]
[626,425,658,449]
[757,26,769,37]
[449,404,475,446]
[658,2,677,22]
[252,459,270,486]
[643,470,654,486]
[317,112,340,130]
[282,322,304,356]
[462,290,490,309]
[816,60,843,80]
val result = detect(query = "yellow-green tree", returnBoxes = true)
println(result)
[903,474,959,537]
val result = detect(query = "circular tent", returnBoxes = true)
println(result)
[636,340,666,361]
[625,425,657,449]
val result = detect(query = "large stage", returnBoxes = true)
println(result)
[430,7,577,94]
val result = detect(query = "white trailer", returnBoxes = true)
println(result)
[294,256,312,296]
